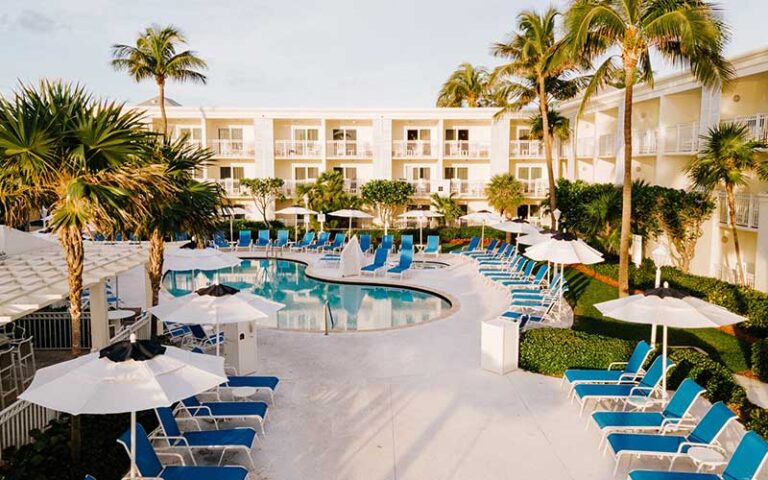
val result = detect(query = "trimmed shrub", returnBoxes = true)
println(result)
[748,408,768,439]
[519,328,635,376]
[752,339,768,382]
[668,349,747,408]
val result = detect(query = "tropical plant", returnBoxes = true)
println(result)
[111,25,207,134]
[491,8,586,226]
[295,171,362,227]
[0,81,164,356]
[656,189,715,273]
[436,63,494,107]
[687,123,768,284]
[241,177,286,228]
[565,0,732,296]
[582,189,622,254]
[360,180,415,234]
[485,173,523,219]
[430,192,463,226]
[529,109,571,144]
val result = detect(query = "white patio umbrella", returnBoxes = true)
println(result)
[399,210,443,245]
[274,206,319,240]
[460,210,503,248]
[163,247,242,272]
[220,206,249,241]
[490,218,538,235]
[595,283,747,395]
[517,230,555,246]
[329,209,373,235]
[19,335,226,480]
[149,284,285,356]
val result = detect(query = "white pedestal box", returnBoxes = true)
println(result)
[480,318,520,374]
[222,321,258,375]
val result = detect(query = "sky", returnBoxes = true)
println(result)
[0,0,765,108]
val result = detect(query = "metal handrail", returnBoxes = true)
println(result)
[324,301,334,335]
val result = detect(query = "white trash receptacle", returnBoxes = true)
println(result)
[480,317,520,374]
[222,320,258,375]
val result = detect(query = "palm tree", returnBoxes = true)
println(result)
[565,0,732,296]
[0,81,165,357]
[485,173,524,219]
[431,192,463,226]
[687,123,768,285]
[111,25,207,135]
[436,63,492,107]
[530,109,571,145]
[491,8,586,227]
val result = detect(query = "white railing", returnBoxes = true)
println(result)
[521,179,548,197]
[109,313,151,344]
[448,180,486,198]
[718,263,756,288]
[408,179,433,196]
[509,140,544,158]
[274,140,322,158]
[577,137,595,157]
[214,178,247,197]
[16,311,91,350]
[443,141,490,158]
[326,140,373,158]
[718,192,760,229]
[0,400,60,461]
[209,140,255,157]
[632,129,658,155]
[598,134,615,157]
[392,140,436,158]
[343,178,359,193]
[721,113,768,142]
[664,122,699,153]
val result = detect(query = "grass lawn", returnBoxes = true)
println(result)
[564,268,753,373]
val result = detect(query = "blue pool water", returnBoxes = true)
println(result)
[163,259,452,331]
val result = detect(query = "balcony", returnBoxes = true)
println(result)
[343,178,359,194]
[443,141,490,159]
[598,134,615,157]
[632,129,658,155]
[520,179,548,198]
[664,122,699,154]
[408,179,433,197]
[326,140,373,158]
[209,140,255,158]
[718,192,760,229]
[509,140,544,158]
[448,180,486,198]
[274,140,322,158]
[577,137,595,157]
[213,178,247,197]
[721,113,768,142]
[392,140,436,158]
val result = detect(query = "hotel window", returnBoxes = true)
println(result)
[407,167,431,180]
[217,127,244,152]
[517,127,531,141]
[291,127,319,155]
[333,167,358,192]
[406,129,431,155]
[445,128,469,156]
[444,167,468,180]
[517,165,543,193]
[332,128,357,156]
[294,167,319,182]
[219,166,244,180]
[177,126,201,142]
[292,127,319,142]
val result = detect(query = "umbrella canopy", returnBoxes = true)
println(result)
[340,235,364,278]
[460,210,502,248]
[274,206,318,216]
[164,247,242,272]
[490,218,538,235]
[524,232,604,265]
[399,210,443,245]
[0,225,57,255]
[517,230,554,246]
[595,284,746,395]
[329,209,373,219]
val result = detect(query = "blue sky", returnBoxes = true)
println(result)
[0,0,765,107]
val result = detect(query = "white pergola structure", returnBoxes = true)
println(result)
[0,226,149,350]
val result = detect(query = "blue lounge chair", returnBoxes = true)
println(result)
[188,325,224,352]
[236,230,252,251]
[212,231,230,249]
[452,236,480,254]
[607,402,737,474]
[322,233,345,252]
[289,231,315,251]
[563,340,653,390]
[178,395,268,435]
[361,247,389,276]
[359,234,372,254]
[163,322,192,345]
[400,234,414,252]
[387,248,413,279]
[188,347,281,404]
[466,239,499,258]
[306,231,331,251]
[592,379,705,445]
[253,229,271,249]
[380,234,394,251]
[500,264,549,287]
[117,424,248,480]
[274,229,290,249]
[154,407,258,468]
[627,431,768,480]
[422,235,440,256]
[572,356,673,415]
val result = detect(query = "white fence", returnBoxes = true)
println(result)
[0,399,60,461]
[16,311,91,350]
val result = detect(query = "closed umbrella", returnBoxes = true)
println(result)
[275,206,318,241]
[460,210,502,248]
[399,210,443,245]
[329,209,373,236]
[340,235,364,278]
[595,283,746,395]
[20,335,226,480]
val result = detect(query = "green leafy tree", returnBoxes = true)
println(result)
[111,25,207,134]
[241,177,286,227]
[436,63,494,107]
[431,192,463,226]
[296,171,362,227]
[360,180,415,234]
[656,190,715,273]
[565,0,733,296]
[485,174,523,220]
[687,123,768,284]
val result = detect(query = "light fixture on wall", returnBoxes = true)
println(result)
[733,94,741,103]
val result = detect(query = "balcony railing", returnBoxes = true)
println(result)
[326,140,373,158]
[209,140,255,157]
[520,179,548,197]
[577,137,595,157]
[718,192,760,229]
[274,140,322,158]
[510,140,544,158]
[632,129,658,155]
[392,140,436,158]
[448,180,486,198]
[408,179,433,196]
[598,134,615,157]
[443,141,490,159]
[214,178,247,197]
[721,113,768,142]
[664,122,699,154]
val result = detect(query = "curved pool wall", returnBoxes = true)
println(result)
[163,258,452,332]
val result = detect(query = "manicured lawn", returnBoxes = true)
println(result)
[564,268,753,373]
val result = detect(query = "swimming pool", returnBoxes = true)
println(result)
[163,259,452,332]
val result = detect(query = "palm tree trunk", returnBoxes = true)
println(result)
[538,78,557,227]
[726,186,746,285]
[60,226,84,357]
[157,77,168,136]
[618,67,636,298]
[148,229,164,339]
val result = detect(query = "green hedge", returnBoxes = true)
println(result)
[752,340,768,381]
[667,349,748,407]
[519,328,635,376]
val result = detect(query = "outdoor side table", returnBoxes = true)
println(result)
[687,446,727,472]
[231,386,257,401]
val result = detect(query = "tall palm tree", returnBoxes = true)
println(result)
[565,0,732,296]
[687,123,768,285]
[491,8,586,227]
[529,109,571,145]
[0,81,165,356]
[436,63,492,107]
[111,25,207,134]
[485,173,524,219]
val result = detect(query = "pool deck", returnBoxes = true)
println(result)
[222,252,619,479]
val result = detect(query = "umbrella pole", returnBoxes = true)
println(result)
[295,215,299,241]
[419,219,423,246]
[130,410,137,480]
[481,221,485,249]
[216,311,221,357]
[662,325,668,398]
[230,214,234,243]
[348,217,352,237]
